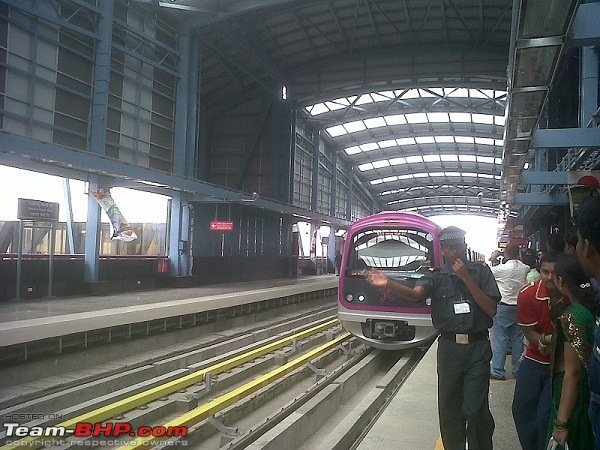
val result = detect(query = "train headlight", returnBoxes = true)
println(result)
[346,293,354,302]
[357,294,365,302]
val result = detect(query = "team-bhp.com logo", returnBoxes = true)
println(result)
[4,422,188,438]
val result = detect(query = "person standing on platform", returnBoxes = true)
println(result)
[488,243,530,380]
[572,195,600,448]
[546,254,596,449]
[513,252,566,450]
[364,226,500,450]
[335,250,342,276]
[522,249,542,283]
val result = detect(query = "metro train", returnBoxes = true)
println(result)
[337,211,443,350]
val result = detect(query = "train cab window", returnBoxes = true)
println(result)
[346,228,433,281]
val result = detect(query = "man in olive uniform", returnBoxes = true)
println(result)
[365,226,500,450]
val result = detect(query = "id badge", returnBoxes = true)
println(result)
[453,298,471,315]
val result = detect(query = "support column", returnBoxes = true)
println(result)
[169,32,193,277]
[84,180,101,283]
[85,0,114,283]
[168,195,191,277]
[346,168,354,222]
[581,46,599,127]
[311,129,320,212]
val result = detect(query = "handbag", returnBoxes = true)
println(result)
[546,437,569,450]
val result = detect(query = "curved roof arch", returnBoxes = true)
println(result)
[155,0,515,219]
[304,87,506,217]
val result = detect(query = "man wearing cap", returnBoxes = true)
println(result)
[365,225,500,450]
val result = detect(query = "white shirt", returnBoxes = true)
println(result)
[489,259,530,305]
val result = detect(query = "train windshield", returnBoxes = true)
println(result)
[347,228,434,279]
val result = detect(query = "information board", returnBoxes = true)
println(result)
[18,198,60,222]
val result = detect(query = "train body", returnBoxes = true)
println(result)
[338,211,442,350]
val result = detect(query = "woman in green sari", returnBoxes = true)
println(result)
[542,254,596,449]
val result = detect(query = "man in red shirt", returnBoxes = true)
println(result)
[512,252,567,450]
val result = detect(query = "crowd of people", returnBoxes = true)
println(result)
[362,195,600,450]
[495,196,600,450]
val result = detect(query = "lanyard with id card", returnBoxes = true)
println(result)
[453,295,471,315]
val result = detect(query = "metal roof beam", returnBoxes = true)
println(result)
[0,132,349,227]
[531,128,600,148]
[570,2,600,47]
[514,193,569,205]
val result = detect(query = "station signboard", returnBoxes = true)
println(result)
[210,221,234,231]
[17,198,59,222]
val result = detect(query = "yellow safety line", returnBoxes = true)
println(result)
[0,319,339,450]
[119,332,350,449]
[435,436,445,449]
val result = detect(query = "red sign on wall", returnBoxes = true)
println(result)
[210,221,234,231]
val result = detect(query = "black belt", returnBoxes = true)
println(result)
[440,331,488,345]
[499,302,516,306]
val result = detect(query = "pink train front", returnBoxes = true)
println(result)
[338,211,442,350]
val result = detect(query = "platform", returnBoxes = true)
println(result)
[358,339,521,449]
[0,275,338,348]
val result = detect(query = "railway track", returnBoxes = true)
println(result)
[0,302,431,449]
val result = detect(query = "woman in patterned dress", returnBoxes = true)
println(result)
[543,254,596,449]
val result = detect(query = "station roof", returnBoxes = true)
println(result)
[148,0,514,218]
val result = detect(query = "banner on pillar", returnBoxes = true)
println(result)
[91,191,138,242]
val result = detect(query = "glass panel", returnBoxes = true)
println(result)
[347,228,434,280]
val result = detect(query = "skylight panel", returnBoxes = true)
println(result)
[429,88,445,96]
[435,136,455,143]
[455,136,475,143]
[397,137,415,146]
[389,157,406,165]
[449,88,469,97]
[364,117,387,128]
[459,154,476,162]
[449,112,471,122]
[430,172,445,177]
[360,142,379,152]
[418,89,434,97]
[384,114,407,125]
[344,146,361,155]
[495,139,504,146]
[356,94,375,105]
[371,179,383,185]
[440,154,458,161]
[402,89,420,99]
[469,89,489,99]
[405,113,428,123]
[379,139,397,148]
[479,173,495,179]
[475,137,495,146]
[462,172,478,178]
[372,160,390,169]
[427,112,449,122]
[472,114,494,124]
[413,173,429,178]
[308,103,329,116]
[383,176,398,183]
[416,136,435,144]
[423,154,440,162]
[327,125,347,137]
[495,116,506,126]
[477,156,495,164]
[358,163,374,171]
[372,92,392,102]
[324,101,346,112]
[445,172,462,177]
[405,155,423,164]
[344,120,366,133]
[397,174,413,180]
